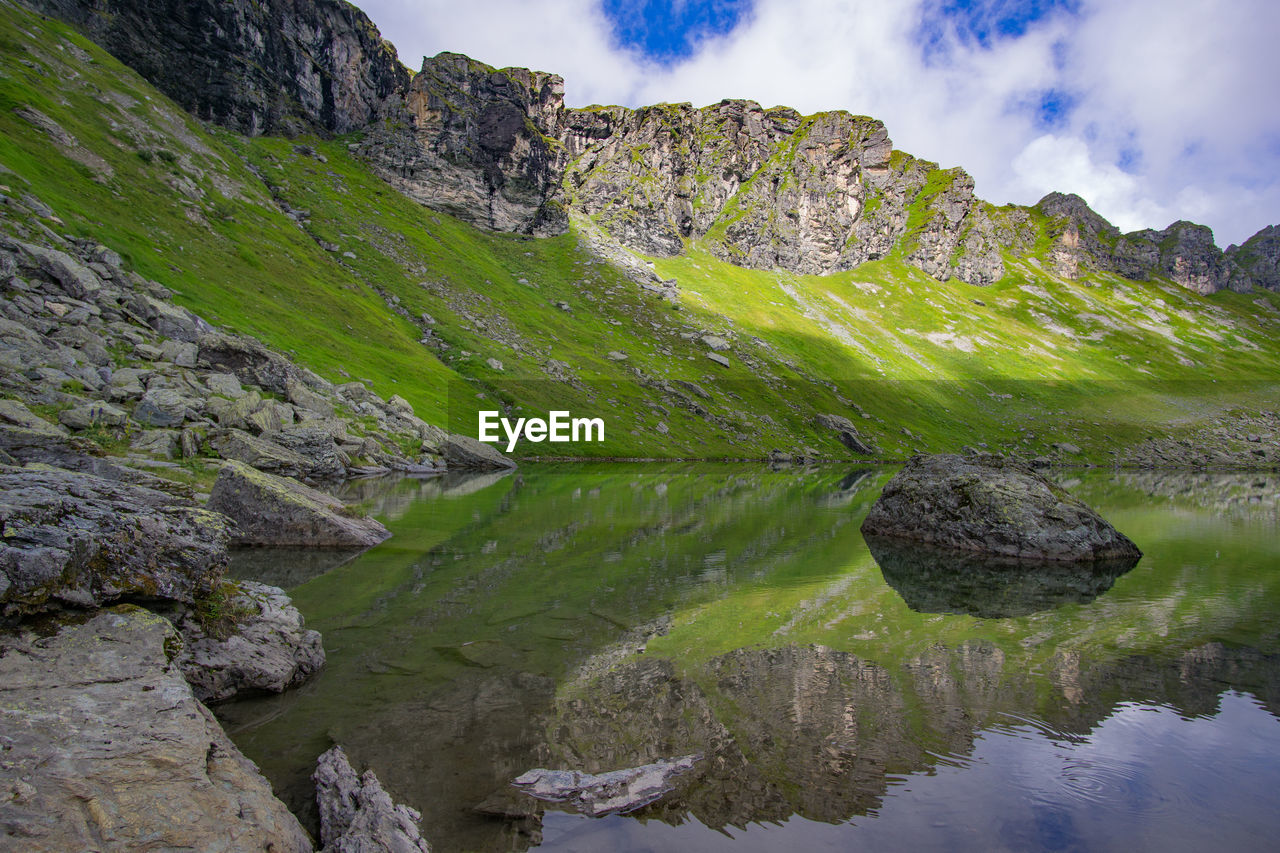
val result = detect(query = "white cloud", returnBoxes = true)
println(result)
[1011,134,1171,231]
[356,0,1280,247]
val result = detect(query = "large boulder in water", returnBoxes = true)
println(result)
[208,460,390,548]
[313,745,431,852]
[860,454,1141,562]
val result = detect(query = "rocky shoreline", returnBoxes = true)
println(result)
[0,192,511,848]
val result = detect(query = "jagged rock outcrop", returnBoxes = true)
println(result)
[1037,192,1271,293]
[1227,224,1280,292]
[33,2,1278,292]
[860,454,1142,561]
[0,606,313,852]
[168,580,325,703]
[33,0,410,136]
[314,745,431,853]
[359,52,568,235]
[0,464,229,616]
[207,459,392,548]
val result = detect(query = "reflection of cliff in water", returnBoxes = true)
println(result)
[216,465,1280,852]
[545,642,1280,840]
[865,535,1140,618]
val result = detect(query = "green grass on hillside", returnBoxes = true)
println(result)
[1,0,1276,462]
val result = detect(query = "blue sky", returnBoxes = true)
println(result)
[359,0,1279,247]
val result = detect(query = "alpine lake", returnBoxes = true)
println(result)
[218,463,1280,853]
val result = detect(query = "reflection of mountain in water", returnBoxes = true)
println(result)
[547,642,1280,840]
[216,466,1280,852]
[865,535,1140,618]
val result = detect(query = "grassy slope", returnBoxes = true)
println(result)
[2,1,1277,461]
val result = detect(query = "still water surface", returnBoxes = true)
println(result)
[219,464,1280,852]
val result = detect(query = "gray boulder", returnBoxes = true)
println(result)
[210,427,313,479]
[208,459,391,548]
[0,606,312,852]
[313,745,431,853]
[58,400,128,430]
[131,428,181,458]
[15,240,102,299]
[0,398,66,433]
[512,755,701,817]
[171,581,325,703]
[286,376,335,417]
[198,331,300,395]
[860,454,1141,561]
[271,423,351,479]
[134,387,201,427]
[442,433,517,470]
[813,413,879,456]
[0,424,188,495]
[0,465,229,615]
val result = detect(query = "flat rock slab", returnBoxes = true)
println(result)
[208,459,391,548]
[512,755,701,817]
[171,581,325,703]
[0,606,312,852]
[860,454,1141,562]
[0,464,228,615]
[314,745,430,852]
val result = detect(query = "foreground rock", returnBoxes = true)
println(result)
[860,454,1142,561]
[168,581,325,703]
[0,465,229,616]
[314,745,431,852]
[0,606,312,852]
[208,459,391,548]
[512,755,701,817]
[441,433,518,470]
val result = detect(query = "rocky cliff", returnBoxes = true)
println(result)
[1036,193,1260,293]
[31,0,410,135]
[32,0,1280,291]
[358,51,569,235]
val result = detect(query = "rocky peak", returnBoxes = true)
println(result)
[33,0,410,135]
[358,52,569,234]
[35,2,1280,293]
[1227,225,1280,292]
[1036,193,1264,293]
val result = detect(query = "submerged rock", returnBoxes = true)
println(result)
[169,581,325,703]
[512,755,701,817]
[208,459,391,548]
[313,745,431,852]
[0,465,229,615]
[860,454,1141,561]
[0,606,312,852]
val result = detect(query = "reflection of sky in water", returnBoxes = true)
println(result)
[535,692,1280,852]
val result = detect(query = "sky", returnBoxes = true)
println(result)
[356,0,1280,247]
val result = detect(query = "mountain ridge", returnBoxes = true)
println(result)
[26,0,1277,294]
